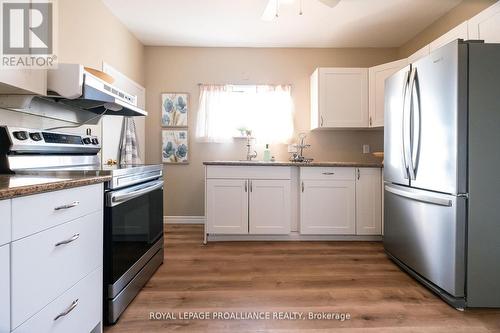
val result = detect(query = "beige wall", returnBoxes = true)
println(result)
[399,0,497,57]
[144,47,398,216]
[58,0,145,85]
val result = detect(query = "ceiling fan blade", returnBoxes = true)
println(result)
[317,0,341,8]
[261,0,278,21]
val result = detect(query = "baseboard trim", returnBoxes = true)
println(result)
[207,233,382,242]
[164,216,205,224]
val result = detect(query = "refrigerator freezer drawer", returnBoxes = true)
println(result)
[383,184,466,297]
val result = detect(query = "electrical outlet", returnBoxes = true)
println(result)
[363,144,370,154]
[288,144,298,153]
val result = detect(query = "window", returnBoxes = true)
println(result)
[195,84,294,143]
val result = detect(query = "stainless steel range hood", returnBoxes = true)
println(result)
[46,64,147,117]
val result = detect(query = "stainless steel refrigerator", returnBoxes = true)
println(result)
[384,39,500,309]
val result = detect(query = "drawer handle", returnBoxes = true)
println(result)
[55,233,80,247]
[322,172,335,175]
[54,201,80,211]
[53,299,79,321]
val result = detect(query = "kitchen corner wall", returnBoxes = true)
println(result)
[144,47,398,216]
[0,0,146,159]
[399,0,497,57]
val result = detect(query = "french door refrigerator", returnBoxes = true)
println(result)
[384,39,500,309]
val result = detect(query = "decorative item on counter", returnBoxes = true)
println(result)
[271,156,276,162]
[161,93,189,127]
[263,144,271,161]
[162,129,189,164]
[237,127,252,137]
[106,159,118,165]
[289,133,313,163]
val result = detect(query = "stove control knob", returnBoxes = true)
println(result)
[82,137,92,144]
[13,131,28,141]
[29,132,43,141]
[91,138,99,145]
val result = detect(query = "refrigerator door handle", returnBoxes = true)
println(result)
[408,67,420,180]
[401,69,411,179]
[385,184,452,207]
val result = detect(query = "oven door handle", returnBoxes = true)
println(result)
[107,180,163,207]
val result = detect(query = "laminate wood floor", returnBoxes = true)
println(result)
[105,224,500,333]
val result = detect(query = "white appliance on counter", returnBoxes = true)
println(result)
[384,39,500,309]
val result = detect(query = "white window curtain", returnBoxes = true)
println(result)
[196,84,294,143]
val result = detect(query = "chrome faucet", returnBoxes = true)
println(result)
[246,135,257,161]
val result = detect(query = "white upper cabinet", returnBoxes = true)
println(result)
[355,168,382,235]
[468,1,500,42]
[429,21,469,52]
[368,59,407,127]
[0,68,47,95]
[407,45,430,63]
[310,68,368,129]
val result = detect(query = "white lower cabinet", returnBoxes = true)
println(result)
[249,180,291,234]
[206,179,248,234]
[0,244,10,333]
[3,184,104,333]
[205,166,292,235]
[300,167,382,236]
[12,267,102,333]
[206,165,382,238]
[300,180,356,235]
[11,210,103,328]
[355,168,382,235]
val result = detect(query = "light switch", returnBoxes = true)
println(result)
[363,144,370,154]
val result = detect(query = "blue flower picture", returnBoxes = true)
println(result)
[162,130,189,163]
[161,93,188,127]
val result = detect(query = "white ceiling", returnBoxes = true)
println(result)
[102,0,463,48]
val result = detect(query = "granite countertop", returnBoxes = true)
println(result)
[203,161,383,168]
[0,174,112,200]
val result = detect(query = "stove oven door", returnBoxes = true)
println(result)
[104,179,164,300]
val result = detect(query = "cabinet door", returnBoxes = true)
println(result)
[0,244,9,333]
[0,199,11,246]
[300,180,355,235]
[429,21,468,52]
[206,179,248,234]
[355,168,382,235]
[319,68,368,128]
[368,59,407,127]
[249,180,291,235]
[468,1,500,43]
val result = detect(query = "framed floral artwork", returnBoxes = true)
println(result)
[162,129,189,164]
[161,93,188,127]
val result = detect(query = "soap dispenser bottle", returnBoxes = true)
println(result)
[263,144,271,161]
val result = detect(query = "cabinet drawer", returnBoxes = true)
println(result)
[12,183,102,240]
[0,199,11,246]
[206,166,291,180]
[13,267,102,333]
[0,244,10,333]
[300,167,355,181]
[11,210,102,329]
